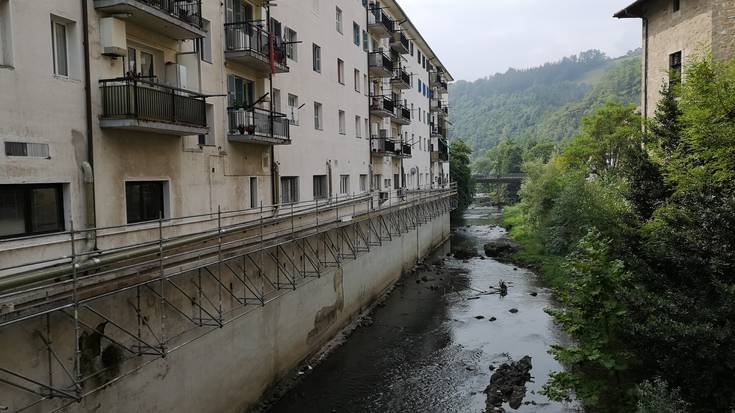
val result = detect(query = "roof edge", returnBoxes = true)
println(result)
[614,0,648,18]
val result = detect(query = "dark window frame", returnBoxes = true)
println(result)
[0,183,65,239]
[669,51,682,86]
[673,0,680,12]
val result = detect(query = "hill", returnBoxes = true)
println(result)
[448,49,642,158]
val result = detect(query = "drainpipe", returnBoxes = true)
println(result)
[267,4,278,206]
[82,0,97,250]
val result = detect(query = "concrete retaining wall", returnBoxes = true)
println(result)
[0,212,450,413]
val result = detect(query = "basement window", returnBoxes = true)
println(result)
[125,181,166,224]
[4,142,50,158]
[0,184,65,238]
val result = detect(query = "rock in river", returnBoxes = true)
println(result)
[483,238,519,259]
[484,356,533,410]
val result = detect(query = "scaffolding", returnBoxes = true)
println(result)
[0,186,457,412]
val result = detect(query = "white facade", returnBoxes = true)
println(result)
[0,0,451,248]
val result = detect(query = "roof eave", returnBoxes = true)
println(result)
[613,0,648,18]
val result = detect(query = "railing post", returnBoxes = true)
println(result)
[158,213,166,355]
[171,88,177,123]
[70,220,82,394]
[131,79,138,119]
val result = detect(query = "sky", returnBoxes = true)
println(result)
[398,0,642,81]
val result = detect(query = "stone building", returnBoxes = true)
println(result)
[615,0,735,118]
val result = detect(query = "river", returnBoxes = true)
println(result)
[265,206,577,413]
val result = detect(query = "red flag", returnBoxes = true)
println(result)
[269,33,276,74]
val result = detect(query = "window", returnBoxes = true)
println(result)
[313,175,328,200]
[227,74,255,107]
[4,142,50,158]
[394,174,400,190]
[281,177,299,204]
[314,102,323,130]
[362,30,368,52]
[339,175,350,195]
[417,50,421,64]
[353,22,360,46]
[51,20,69,76]
[410,41,414,56]
[372,174,381,191]
[288,94,299,125]
[250,177,258,208]
[417,79,422,93]
[354,69,360,92]
[0,184,65,238]
[338,110,346,134]
[364,118,369,138]
[125,181,166,224]
[312,43,321,72]
[194,18,212,63]
[670,51,682,86]
[364,74,368,95]
[272,88,282,113]
[0,0,12,66]
[270,17,282,39]
[355,116,361,138]
[673,0,680,12]
[337,58,344,84]
[422,55,426,69]
[336,7,343,34]
[359,175,368,192]
[285,27,298,61]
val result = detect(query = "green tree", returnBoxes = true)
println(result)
[449,139,474,218]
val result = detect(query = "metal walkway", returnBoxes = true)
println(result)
[0,187,456,412]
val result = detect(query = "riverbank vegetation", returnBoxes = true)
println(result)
[502,56,735,412]
[449,139,474,220]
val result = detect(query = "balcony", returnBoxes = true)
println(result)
[224,21,289,75]
[401,143,412,159]
[100,77,207,135]
[431,139,449,162]
[368,7,394,38]
[371,137,398,157]
[370,95,395,118]
[390,31,409,54]
[93,0,205,39]
[392,104,411,125]
[368,51,394,78]
[390,67,411,90]
[431,122,447,138]
[430,99,449,118]
[227,107,290,145]
[430,71,448,93]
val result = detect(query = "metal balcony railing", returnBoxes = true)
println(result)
[228,107,290,142]
[136,0,202,28]
[392,67,411,87]
[396,105,411,122]
[368,51,393,74]
[390,31,409,53]
[369,7,395,33]
[224,21,288,69]
[100,77,206,127]
[371,137,398,155]
[430,71,448,91]
[370,95,395,114]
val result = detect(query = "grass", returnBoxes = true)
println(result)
[501,204,567,290]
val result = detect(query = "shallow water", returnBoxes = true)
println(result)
[267,206,577,413]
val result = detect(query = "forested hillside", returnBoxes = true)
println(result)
[449,49,641,158]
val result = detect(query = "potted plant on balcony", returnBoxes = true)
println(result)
[237,124,256,135]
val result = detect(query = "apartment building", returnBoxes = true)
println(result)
[615,0,735,118]
[0,0,451,247]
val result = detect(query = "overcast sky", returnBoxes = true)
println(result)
[398,0,642,81]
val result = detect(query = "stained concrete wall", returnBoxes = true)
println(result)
[0,211,451,413]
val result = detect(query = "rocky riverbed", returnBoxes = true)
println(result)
[264,206,578,413]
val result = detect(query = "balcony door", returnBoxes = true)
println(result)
[227,74,255,108]
[225,0,254,23]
